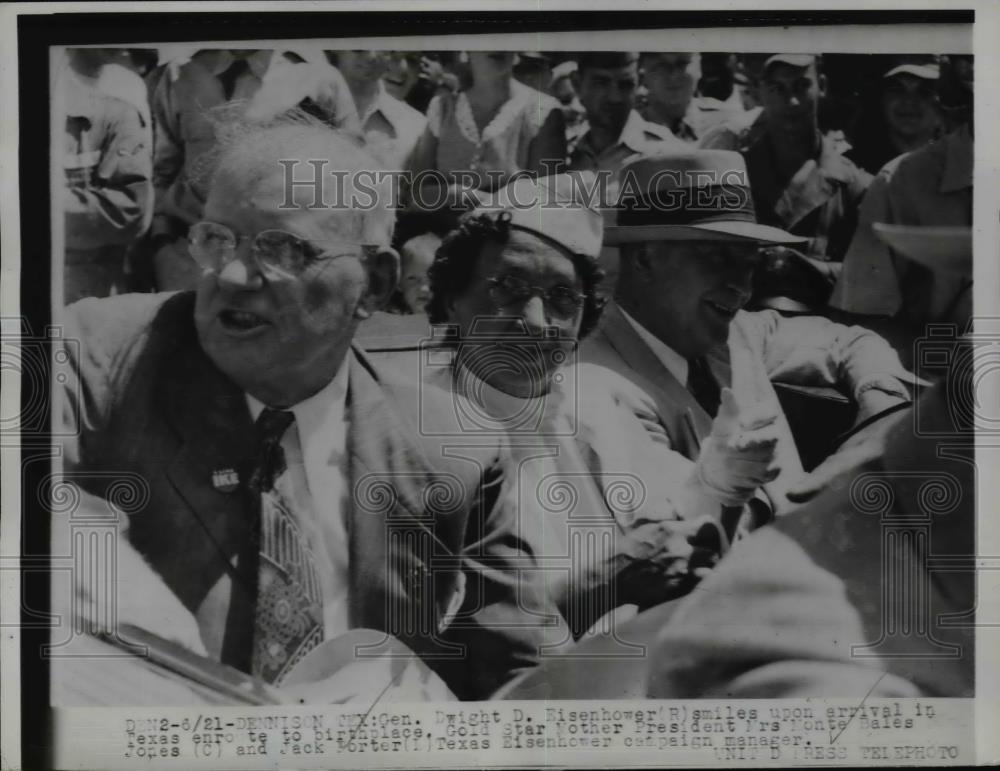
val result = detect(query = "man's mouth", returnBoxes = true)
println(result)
[218,309,269,333]
[704,299,739,320]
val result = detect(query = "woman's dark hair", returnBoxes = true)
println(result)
[426,211,607,339]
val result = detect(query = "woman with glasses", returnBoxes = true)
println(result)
[420,174,755,641]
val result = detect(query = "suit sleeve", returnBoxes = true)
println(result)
[748,309,919,401]
[439,448,571,699]
[64,100,153,250]
[58,294,167,474]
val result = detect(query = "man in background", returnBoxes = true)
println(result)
[700,54,872,309]
[59,48,153,304]
[569,51,684,290]
[831,55,973,369]
[329,50,427,171]
[639,52,700,143]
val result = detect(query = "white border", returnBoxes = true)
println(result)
[1,2,997,768]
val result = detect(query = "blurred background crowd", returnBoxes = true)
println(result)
[59,46,973,369]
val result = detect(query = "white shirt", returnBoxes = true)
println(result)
[618,305,690,386]
[196,364,351,659]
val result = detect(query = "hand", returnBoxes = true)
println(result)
[696,387,782,506]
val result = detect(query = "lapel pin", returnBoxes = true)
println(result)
[212,468,240,493]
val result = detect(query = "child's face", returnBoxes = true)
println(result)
[400,235,439,313]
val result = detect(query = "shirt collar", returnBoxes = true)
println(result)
[940,123,973,194]
[245,360,350,435]
[618,305,689,385]
[360,80,395,129]
[208,49,272,79]
[574,109,653,160]
[618,109,655,154]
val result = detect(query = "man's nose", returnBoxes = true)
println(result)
[608,86,627,103]
[216,245,264,290]
[788,94,801,107]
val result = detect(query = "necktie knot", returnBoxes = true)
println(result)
[249,408,294,494]
[255,407,294,444]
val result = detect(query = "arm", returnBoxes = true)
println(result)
[57,297,207,655]
[311,62,362,138]
[403,100,442,211]
[64,101,152,250]
[828,168,905,317]
[749,309,919,406]
[149,69,188,241]
[439,450,571,699]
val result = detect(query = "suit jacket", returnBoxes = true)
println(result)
[58,291,563,700]
[581,302,917,514]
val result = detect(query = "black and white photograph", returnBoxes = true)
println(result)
[1,2,997,769]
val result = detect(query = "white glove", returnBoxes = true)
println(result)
[695,387,782,506]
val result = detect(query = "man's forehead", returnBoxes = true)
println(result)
[583,64,638,80]
[645,239,761,259]
[644,53,692,67]
[764,62,815,82]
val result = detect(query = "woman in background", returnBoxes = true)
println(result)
[407,52,566,215]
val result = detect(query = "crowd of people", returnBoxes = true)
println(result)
[56,45,975,704]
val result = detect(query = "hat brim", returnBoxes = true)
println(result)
[872,223,972,277]
[604,221,807,246]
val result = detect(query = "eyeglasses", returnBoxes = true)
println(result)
[485,274,585,319]
[188,221,372,276]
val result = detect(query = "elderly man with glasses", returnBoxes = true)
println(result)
[55,114,563,703]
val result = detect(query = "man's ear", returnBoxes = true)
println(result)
[358,246,400,318]
[624,243,653,276]
[817,72,828,99]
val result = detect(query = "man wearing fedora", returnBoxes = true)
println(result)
[581,149,920,516]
